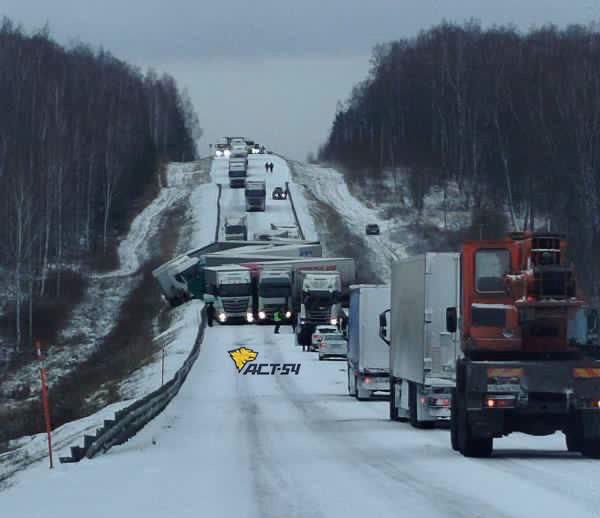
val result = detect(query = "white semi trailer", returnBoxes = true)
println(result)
[380,253,461,427]
[347,285,391,400]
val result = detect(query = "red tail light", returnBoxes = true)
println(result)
[364,376,371,384]
[485,395,516,409]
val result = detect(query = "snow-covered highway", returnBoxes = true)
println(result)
[4,156,600,518]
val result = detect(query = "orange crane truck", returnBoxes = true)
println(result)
[450,232,600,457]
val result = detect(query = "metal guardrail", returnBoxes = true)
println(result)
[60,307,207,463]
[215,183,222,241]
[285,181,306,241]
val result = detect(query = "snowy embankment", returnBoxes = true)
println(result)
[289,161,470,282]
[0,161,215,483]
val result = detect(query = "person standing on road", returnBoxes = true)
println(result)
[264,161,269,173]
[273,308,283,334]
[269,162,274,173]
[206,302,216,327]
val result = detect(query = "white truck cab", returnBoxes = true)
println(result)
[204,265,254,324]
[257,267,293,322]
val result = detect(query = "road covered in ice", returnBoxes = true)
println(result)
[4,155,600,518]
[212,154,300,240]
[5,326,600,518]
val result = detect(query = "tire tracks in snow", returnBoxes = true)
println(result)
[262,331,513,518]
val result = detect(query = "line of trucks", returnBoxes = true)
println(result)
[154,175,600,458]
[225,153,267,211]
[214,136,264,158]
[346,232,600,458]
[153,239,356,339]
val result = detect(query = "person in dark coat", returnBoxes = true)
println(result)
[269,162,274,173]
[206,303,216,327]
[265,161,269,173]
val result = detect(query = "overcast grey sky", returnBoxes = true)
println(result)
[4,0,600,159]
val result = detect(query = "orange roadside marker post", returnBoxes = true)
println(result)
[36,341,54,469]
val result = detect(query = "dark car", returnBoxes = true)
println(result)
[272,187,288,200]
[365,224,380,235]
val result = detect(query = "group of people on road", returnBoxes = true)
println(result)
[264,161,274,173]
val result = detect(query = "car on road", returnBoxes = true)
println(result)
[316,330,348,361]
[365,224,380,235]
[272,187,288,200]
[311,325,339,351]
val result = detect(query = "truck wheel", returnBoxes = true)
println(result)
[409,382,434,429]
[457,404,493,458]
[581,439,600,458]
[356,377,370,401]
[565,428,583,453]
[389,379,398,420]
[450,389,459,451]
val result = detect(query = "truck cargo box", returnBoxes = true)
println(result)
[348,285,391,372]
[390,253,461,384]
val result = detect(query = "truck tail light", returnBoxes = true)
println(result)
[364,376,372,384]
[485,394,516,409]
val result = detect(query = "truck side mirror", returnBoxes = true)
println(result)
[446,307,457,333]
[379,309,391,346]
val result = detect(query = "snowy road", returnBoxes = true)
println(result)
[213,154,299,240]
[6,327,600,518]
[5,156,600,518]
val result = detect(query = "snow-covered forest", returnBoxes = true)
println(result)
[0,19,200,353]
[319,22,600,296]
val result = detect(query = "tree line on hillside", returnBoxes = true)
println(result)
[0,18,201,351]
[319,21,600,295]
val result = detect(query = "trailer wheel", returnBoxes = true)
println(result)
[581,438,600,458]
[450,389,459,451]
[457,403,493,458]
[409,382,434,429]
[565,429,582,453]
[565,412,584,453]
[389,379,398,420]
[356,377,370,401]
[347,369,356,396]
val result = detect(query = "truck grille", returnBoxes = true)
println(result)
[307,308,330,323]
[223,299,249,313]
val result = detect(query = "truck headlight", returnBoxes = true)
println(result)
[215,150,223,157]
[285,311,291,318]
[330,318,338,326]
[246,312,254,323]
[218,313,226,323]
[258,311,266,320]
[224,149,231,158]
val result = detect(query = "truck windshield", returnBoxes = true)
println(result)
[230,171,245,177]
[475,249,510,293]
[259,285,291,298]
[226,226,245,234]
[218,284,250,297]
[303,291,337,306]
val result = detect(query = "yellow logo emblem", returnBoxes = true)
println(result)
[228,347,258,372]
